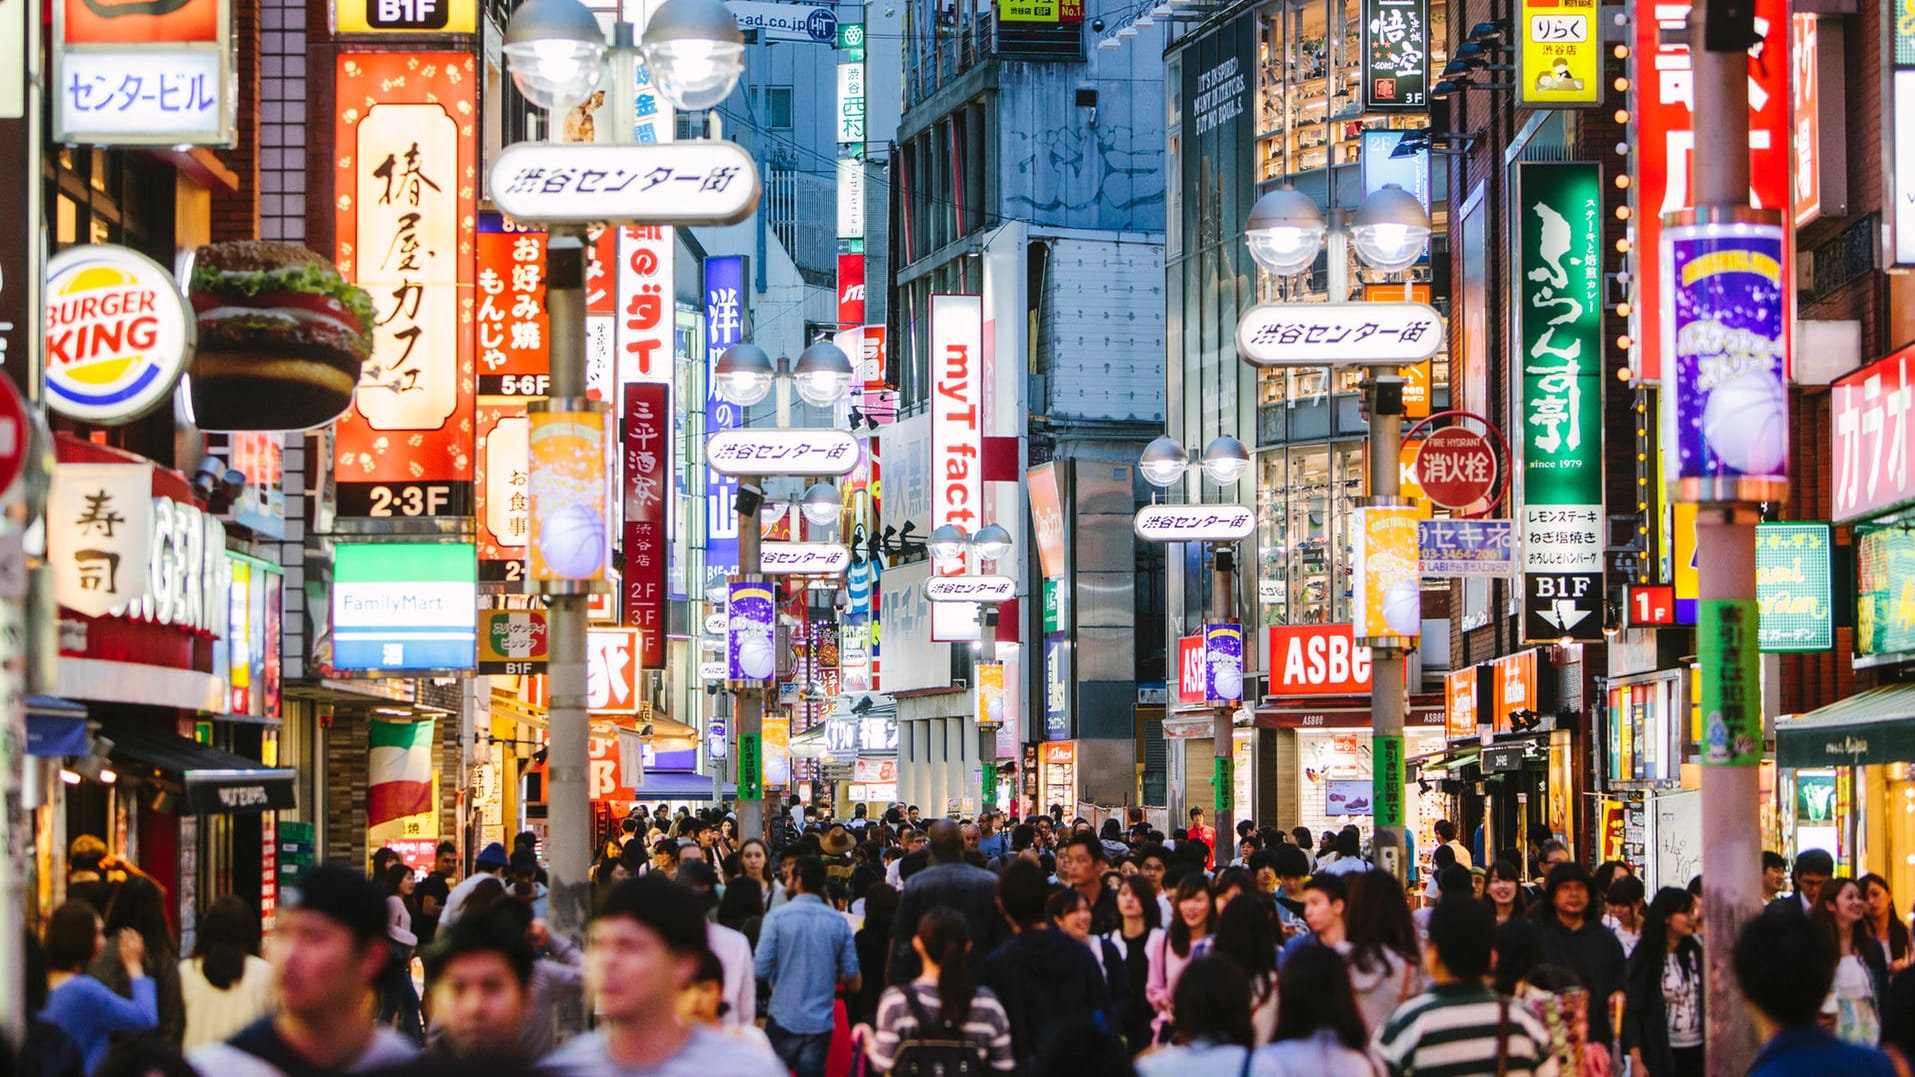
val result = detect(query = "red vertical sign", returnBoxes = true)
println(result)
[622,383,667,666]
[838,253,866,326]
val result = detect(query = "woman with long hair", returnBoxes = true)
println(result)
[1622,886,1704,1077]
[1863,873,1913,973]
[39,900,157,1074]
[1050,888,1128,1026]
[1252,942,1384,1074]
[1486,859,1528,924]
[857,907,1015,1072]
[715,874,766,945]
[1107,874,1164,1055]
[376,861,424,1044]
[1813,876,1892,1045]
[1206,894,1279,1044]
[852,883,899,1025]
[734,838,785,909]
[88,873,184,1063]
[177,896,273,1053]
[1147,875,1217,1043]
[1341,870,1423,1037]
[1134,957,1254,1076]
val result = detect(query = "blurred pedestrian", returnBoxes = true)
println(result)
[418,904,537,1066]
[1134,957,1252,1077]
[1251,942,1385,1075]
[376,862,423,1044]
[413,842,458,948]
[178,896,274,1053]
[39,901,158,1074]
[857,908,1014,1074]
[1861,873,1912,973]
[982,860,1112,1070]
[755,856,860,1077]
[1738,908,1894,1077]
[439,843,509,927]
[1812,876,1890,1046]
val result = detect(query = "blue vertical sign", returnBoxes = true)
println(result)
[1044,633,1070,740]
[705,256,746,586]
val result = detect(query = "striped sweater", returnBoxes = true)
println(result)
[1372,982,1561,1077]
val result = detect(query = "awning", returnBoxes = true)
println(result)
[624,772,735,800]
[1408,745,1481,778]
[98,717,296,814]
[1776,684,1915,767]
[26,696,88,758]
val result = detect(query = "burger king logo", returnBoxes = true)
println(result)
[45,245,194,424]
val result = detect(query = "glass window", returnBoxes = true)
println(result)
[762,86,794,129]
[1256,451,1288,626]
[1287,446,1331,623]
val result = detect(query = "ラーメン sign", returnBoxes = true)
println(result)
[1235,303,1445,367]
[331,543,477,672]
[488,142,762,226]
[1133,504,1257,542]
[706,429,860,476]
[44,245,193,424]
[1756,522,1832,652]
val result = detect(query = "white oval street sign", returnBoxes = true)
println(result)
[1134,504,1257,542]
[761,542,852,575]
[703,614,727,635]
[707,428,860,476]
[490,141,762,227]
[924,575,1016,602]
[1236,302,1446,367]
[698,660,728,682]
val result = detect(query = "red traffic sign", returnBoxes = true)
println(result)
[0,375,27,499]
[1628,585,1676,626]
[1413,426,1498,509]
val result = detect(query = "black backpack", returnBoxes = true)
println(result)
[891,988,990,1077]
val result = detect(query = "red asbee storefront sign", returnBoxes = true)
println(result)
[1263,624,1373,696]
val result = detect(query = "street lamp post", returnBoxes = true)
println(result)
[500,0,750,983]
[1241,183,1431,883]
[713,340,857,843]
[926,523,1014,814]
[1140,435,1251,847]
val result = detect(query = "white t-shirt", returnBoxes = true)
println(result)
[537,1025,787,1076]
[1661,953,1702,1049]
[178,955,275,1054]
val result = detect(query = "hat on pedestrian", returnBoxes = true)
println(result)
[284,863,387,944]
[476,842,510,869]
[822,825,856,855]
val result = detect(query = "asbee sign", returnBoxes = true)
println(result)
[1264,624,1373,696]
[45,245,193,424]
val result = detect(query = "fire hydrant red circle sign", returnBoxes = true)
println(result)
[1414,426,1498,509]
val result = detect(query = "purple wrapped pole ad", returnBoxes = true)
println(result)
[1204,623,1243,703]
[1662,219,1790,503]
[728,580,776,681]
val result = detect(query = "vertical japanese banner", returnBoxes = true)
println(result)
[727,579,775,681]
[615,225,673,390]
[1517,163,1605,644]
[704,256,746,587]
[585,227,616,395]
[1661,218,1789,503]
[1203,623,1243,703]
[930,294,983,642]
[476,214,549,397]
[48,463,154,616]
[976,661,1005,727]
[1631,0,1791,380]
[1699,600,1761,764]
[333,53,477,522]
[475,405,529,580]
[1360,0,1427,110]
[623,383,667,667]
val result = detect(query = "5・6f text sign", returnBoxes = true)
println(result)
[1517,163,1604,643]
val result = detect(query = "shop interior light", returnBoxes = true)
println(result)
[502,0,608,112]
[1244,187,1327,276]
[640,0,747,111]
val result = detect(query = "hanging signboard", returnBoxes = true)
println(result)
[760,543,853,575]
[332,53,477,521]
[1178,635,1205,703]
[835,58,865,143]
[48,463,155,617]
[1517,162,1604,643]
[1029,464,1067,578]
[727,1,839,42]
[53,0,233,143]
[924,575,1016,603]
[489,142,761,226]
[930,294,983,642]
[1360,0,1428,109]
[478,608,547,675]
[1755,522,1832,652]
[1236,303,1445,367]
[476,215,549,398]
[1518,0,1599,107]
[586,627,640,713]
[1419,519,1517,577]
[1832,347,1915,522]
[331,543,477,671]
[623,382,668,666]
[1133,503,1257,542]
[704,255,745,587]
[475,404,528,582]
[706,429,860,476]
[1263,624,1373,696]
[335,0,475,32]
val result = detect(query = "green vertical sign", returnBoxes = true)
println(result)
[1042,579,1061,634]
[1700,600,1762,765]
[1373,735,1404,828]
[1517,162,1605,643]
[981,763,998,810]
[1755,522,1832,651]
[738,733,763,801]
[1214,756,1235,814]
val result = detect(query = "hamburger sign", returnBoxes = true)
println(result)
[45,245,194,425]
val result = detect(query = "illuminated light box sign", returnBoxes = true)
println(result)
[1755,522,1832,652]
[1203,622,1244,703]
[1236,302,1445,366]
[53,0,233,145]
[760,542,853,575]
[924,575,1016,603]
[332,543,477,671]
[706,429,860,476]
[489,142,762,226]
[1352,505,1422,642]
[1133,503,1256,542]
[1263,624,1373,696]
[44,245,193,425]
[527,405,610,584]
[1419,518,1516,578]
[1518,0,1599,107]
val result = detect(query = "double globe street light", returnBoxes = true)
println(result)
[504,0,746,118]
[920,522,1015,813]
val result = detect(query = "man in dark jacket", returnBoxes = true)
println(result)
[982,860,1113,1071]
[1536,861,1627,1049]
[1764,847,1833,917]
[888,819,1004,985]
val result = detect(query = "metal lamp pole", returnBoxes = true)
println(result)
[734,477,766,842]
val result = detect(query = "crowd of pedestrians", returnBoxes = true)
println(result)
[16,808,1915,1076]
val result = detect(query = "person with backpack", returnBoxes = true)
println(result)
[858,907,1014,1073]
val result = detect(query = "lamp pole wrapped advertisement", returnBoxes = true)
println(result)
[727,579,776,682]
[1203,623,1243,703]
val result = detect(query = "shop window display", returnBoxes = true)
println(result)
[1257,442,1365,627]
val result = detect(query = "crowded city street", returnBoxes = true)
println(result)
[4,0,1915,1068]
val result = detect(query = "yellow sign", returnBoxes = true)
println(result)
[1519,0,1601,107]
[977,662,1006,728]
[999,0,1059,21]
[1673,500,1698,610]
[1353,505,1423,641]
[335,0,476,33]
[527,407,611,584]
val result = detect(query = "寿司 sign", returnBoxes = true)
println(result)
[1133,504,1256,542]
[489,142,762,226]
[706,429,860,477]
[924,575,1015,603]
[760,542,853,575]
[1235,302,1445,367]
[44,245,194,425]
[1263,624,1374,696]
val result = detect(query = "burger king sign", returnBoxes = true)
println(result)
[45,245,194,424]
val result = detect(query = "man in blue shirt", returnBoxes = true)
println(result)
[754,855,860,1077]
[1738,905,1896,1077]
[975,810,1011,862]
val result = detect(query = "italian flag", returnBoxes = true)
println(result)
[369,720,435,827]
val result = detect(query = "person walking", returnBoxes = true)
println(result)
[1622,887,1704,1077]
[733,838,784,909]
[189,864,418,1075]
[1187,807,1218,871]
[1049,889,1127,1027]
[981,860,1113,1071]
[1534,861,1627,1060]
[754,855,861,1077]
[414,842,458,949]
[1107,875,1165,1054]
[1059,832,1121,935]
[537,875,782,1075]
[377,862,424,1044]
[1341,872,1424,1038]
[1251,943,1386,1076]
[1737,909,1896,1077]
[1487,860,1528,925]
[1134,957,1254,1077]
[1319,829,1369,877]
[1862,873,1912,973]
[1372,897,1560,1076]
[418,904,540,1067]
[439,843,509,927]
[1812,876,1891,1046]
[38,901,159,1074]
[178,896,275,1054]
[1768,848,1835,917]
[1206,893,1280,1044]
[1147,875,1217,1044]
[889,820,1001,986]
[857,908,1015,1073]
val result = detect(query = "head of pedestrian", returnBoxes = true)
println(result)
[509,851,541,888]
[434,841,458,878]
[1302,874,1348,940]
[475,842,510,876]
[786,855,826,898]
[1189,806,1207,827]
[1168,957,1254,1050]
[1736,904,1840,1037]
[899,826,925,854]
[677,859,721,912]
[1047,888,1094,943]
[1793,848,1835,906]
[1061,831,1106,888]
[822,825,856,857]
[1605,874,1647,930]
[996,859,1052,931]
[1138,844,1170,888]
[676,948,731,1029]
[423,903,536,1061]
[1545,861,1596,927]
[1435,864,1474,902]
[1335,826,1363,860]
[586,874,714,1026]
[1273,844,1311,896]
[1423,894,1495,984]
[926,820,965,865]
[1537,839,1571,874]
[1211,866,1256,911]
[1762,850,1789,896]
[275,864,392,1024]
